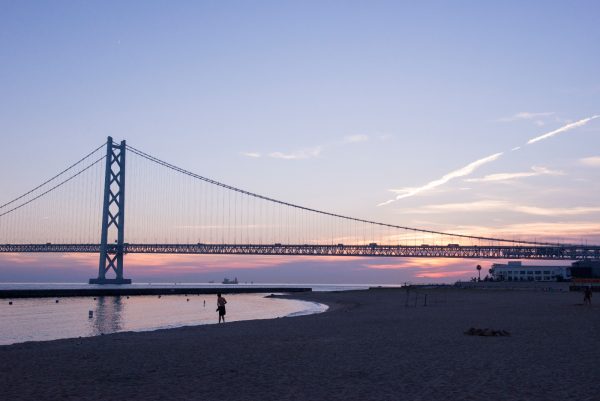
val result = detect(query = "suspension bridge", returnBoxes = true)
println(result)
[1,137,599,284]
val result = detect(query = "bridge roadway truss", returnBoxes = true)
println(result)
[2,243,600,260]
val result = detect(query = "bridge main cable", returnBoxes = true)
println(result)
[0,143,107,218]
[0,142,106,210]
[126,144,566,247]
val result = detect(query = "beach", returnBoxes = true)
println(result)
[1,287,599,401]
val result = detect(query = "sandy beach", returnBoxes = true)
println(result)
[1,287,599,401]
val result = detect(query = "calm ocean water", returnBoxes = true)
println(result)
[0,283,377,345]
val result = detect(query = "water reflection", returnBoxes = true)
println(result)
[90,296,123,335]
[1,293,327,345]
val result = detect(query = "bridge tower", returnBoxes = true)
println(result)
[89,136,131,284]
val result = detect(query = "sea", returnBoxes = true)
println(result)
[0,283,372,346]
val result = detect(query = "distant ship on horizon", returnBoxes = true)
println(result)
[222,277,239,284]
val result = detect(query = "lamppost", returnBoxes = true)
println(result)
[476,264,482,282]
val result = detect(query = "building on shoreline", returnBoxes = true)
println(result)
[489,261,571,282]
[570,260,600,290]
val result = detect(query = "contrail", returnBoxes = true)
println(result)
[527,115,599,144]
[379,114,598,206]
[377,152,503,206]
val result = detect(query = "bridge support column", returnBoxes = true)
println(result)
[90,136,131,285]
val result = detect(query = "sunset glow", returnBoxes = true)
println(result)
[1,2,599,284]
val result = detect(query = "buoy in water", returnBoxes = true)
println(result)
[55,300,59,303]
[8,301,12,305]
[187,299,189,302]
[89,310,93,318]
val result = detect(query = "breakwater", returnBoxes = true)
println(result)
[0,286,311,299]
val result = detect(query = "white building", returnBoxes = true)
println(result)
[490,261,571,282]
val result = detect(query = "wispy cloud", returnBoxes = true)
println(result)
[243,145,323,160]
[242,130,396,162]
[241,152,261,158]
[452,222,600,242]
[399,200,600,216]
[378,152,503,206]
[580,156,600,167]
[364,258,457,270]
[268,146,323,160]
[465,166,563,183]
[343,134,369,143]
[497,111,554,122]
[399,200,509,214]
[415,270,477,279]
[363,258,489,280]
[527,115,599,144]
[244,133,372,161]
[513,206,600,216]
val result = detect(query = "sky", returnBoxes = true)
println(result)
[1,1,599,284]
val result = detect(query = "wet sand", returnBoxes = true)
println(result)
[1,288,599,401]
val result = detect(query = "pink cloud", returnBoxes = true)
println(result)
[123,254,367,272]
[364,257,471,270]
[362,257,495,283]
[0,252,375,281]
[415,270,475,278]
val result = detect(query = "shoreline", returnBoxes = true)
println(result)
[1,292,328,346]
[1,287,599,400]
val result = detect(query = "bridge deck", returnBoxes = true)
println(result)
[1,243,599,260]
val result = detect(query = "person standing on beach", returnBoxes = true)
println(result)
[216,293,227,323]
[584,287,592,305]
